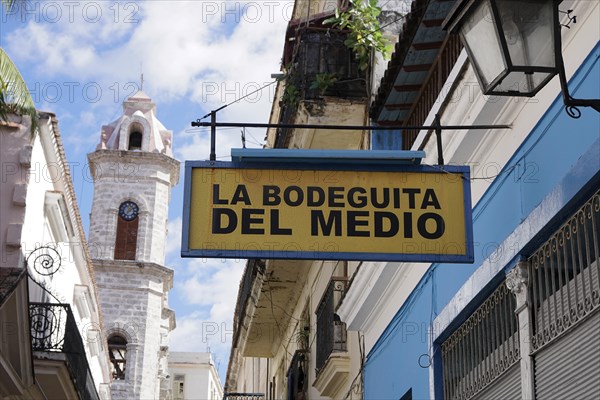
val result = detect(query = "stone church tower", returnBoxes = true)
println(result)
[87,91,179,399]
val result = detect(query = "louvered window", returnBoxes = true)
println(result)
[114,201,139,260]
[108,334,127,380]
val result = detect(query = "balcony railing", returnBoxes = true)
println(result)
[402,35,463,150]
[441,283,520,400]
[30,303,100,400]
[528,190,600,353]
[287,350,307,400]
[289,28,366,101]
[276,27,367,148]
[316,277,349,373]
[232,260,265,344]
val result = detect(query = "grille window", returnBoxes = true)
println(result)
[527,190,600,352]
[315,277,348,374]
[441,283,519,400]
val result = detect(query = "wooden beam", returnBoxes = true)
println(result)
[422,18,444,28]
[413,41,444,51]
[394,84,422,92]
[375,120,405,127]
[385,103,413,110]
[403,64,432,72]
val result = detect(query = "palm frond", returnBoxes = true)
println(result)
[0,48,38,135]
[1,0,16,17]
[1,1,20,12]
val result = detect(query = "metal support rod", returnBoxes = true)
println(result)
[557,61,600,117]
[192,116,511,161]
[553,8,600,118]
[435,114,444,166]
[210,111,216,161]
[192,120,511,131]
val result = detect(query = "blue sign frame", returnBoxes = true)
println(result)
[181,158,473,263]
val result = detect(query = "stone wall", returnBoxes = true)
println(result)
[87,150,178,265]
[94,260,173,399]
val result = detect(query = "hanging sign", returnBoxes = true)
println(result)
[181,160,473,262]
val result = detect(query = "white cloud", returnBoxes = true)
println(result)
[165,217,183,261]
[170,312,233,380]
[181,260,243,306]
[5,0,292,383]
[166,215,246,382]
[9,0,286,160]
[7,1,289,105]
[169,257,245,381]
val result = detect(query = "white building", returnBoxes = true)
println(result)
[87,91,180,399]
[1,112,112,399]
[168,352,223,400]
[225,1,600,399]
[340,1,600,399]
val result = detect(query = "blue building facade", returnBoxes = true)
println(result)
[362,5,600,400]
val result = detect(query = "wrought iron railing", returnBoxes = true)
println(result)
[441,283,520,400]
[291,28,366,100]
[528,190,600,353]
[287,350,308,400]
[232,260,265,345]
[316,277,349,373]
[276,27,367,148]
[29,303,100,400]
[27,246,62,277]
[404,35,463,150]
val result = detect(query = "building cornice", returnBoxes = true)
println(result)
[87,149,180,186]
[337,261,429,354]
[37,112,113,382]
[92,258,174,291]
[336,262,387,329]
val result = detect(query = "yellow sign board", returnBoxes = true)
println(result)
[182,161,473,262]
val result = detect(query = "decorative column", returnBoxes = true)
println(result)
[505,261,535,400]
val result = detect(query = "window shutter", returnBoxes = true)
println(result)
[115,218,138,260]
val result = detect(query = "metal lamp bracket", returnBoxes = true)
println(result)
[556,9,600,118]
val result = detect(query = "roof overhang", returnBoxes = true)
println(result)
[371,0,458,124]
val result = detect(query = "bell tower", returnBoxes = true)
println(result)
[88,91,179,399]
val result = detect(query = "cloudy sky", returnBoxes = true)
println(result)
[1,0,293,380]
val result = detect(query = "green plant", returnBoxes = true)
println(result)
[280,63,302,107]
[309,72,338,95]
[294,326,310,349]
[324,0,392,71]
[282,82,300,107]
[1,3,38,135]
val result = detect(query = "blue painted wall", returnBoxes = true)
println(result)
[372,128,403,150]
[364,44,600,400]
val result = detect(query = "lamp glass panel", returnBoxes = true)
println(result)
[497,0,556,69]
[492,71,554,94]
[459,0,506,87]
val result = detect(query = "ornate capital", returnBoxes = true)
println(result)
[506,261,529,294]
[506,261,529,310]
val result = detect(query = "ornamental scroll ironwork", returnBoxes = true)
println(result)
[441,282,520,400]
[30,303,69,351]
[26,246,62,276]
[527,190,600,353]
[29,302,100,400]
[316,277,349,374]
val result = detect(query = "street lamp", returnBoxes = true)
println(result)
[443,0,600,117]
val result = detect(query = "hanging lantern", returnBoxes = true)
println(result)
[444,0,560,96]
